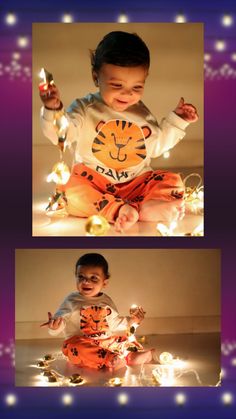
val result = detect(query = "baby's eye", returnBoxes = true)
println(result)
[110,84,122,89]
[91,276,99,282]
[133,86,143,92]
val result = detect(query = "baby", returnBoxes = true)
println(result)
[40,31,198,231]
[41,253,153,370]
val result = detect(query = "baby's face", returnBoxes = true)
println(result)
[76,265,108,297]
[95,63,148,111]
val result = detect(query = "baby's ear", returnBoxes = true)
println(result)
[96,120,106,132]
[141,125,152,139]
[106,307,112,316]
[102,278,109,288]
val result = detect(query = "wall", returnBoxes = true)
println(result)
[15,249,220,339]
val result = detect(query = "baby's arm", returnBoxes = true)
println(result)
[40,311,65,335]
[174,97,198,123]
[129,306,146,326]
[39,84,84,147]
[39,84,62,111]
[149,97,198,158]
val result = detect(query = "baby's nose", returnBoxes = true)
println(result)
[121,87,133,96]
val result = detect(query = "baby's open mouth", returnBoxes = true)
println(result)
[82,287,93,291]
[116,99,128,104]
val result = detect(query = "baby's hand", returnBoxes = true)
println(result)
[40,311,63,330]
[174,97,198,123]
[130,306,146,325]
[39,84,62,110]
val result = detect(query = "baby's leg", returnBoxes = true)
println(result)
[62,336,126,370]
[138,170,185,224]
[139,199,185,224]
[126,349,154,366]
[62,164,125,223]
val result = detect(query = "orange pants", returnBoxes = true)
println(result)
[62,335,142,370]
[61,163,184,222]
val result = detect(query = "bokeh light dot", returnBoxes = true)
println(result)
[62,393,74,405]
[221,392,233,405]
[5,12,17,25]
[117,392,129,405]
[5,394,17,406]
[221,14,234,27]
[175,392,186,405]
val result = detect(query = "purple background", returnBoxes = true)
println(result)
[0,0,236,418]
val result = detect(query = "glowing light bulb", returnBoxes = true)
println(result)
[109,377,122,386]
[5,12,17,25]
[159,351,173,364]
[163,151,170,159]
[152,365,175,386]
[156,223,171,236]
[215,40,226,51]
[85,215,110,236]
[46,162,70,185]
[221,14,233,27]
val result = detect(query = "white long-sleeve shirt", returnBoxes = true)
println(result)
[48,292,130,340]
[41,92,189,184]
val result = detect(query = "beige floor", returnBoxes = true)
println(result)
[32,201,203,237]
[15,333,220,387]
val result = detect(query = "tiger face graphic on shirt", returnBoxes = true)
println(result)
[92,119,151,170]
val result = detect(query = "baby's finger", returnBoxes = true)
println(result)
[183,104,197,113]
[39,320,50,327]
[54,317,63,328]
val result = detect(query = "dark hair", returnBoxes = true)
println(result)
[91,31,150,72]
[75,253,110,279]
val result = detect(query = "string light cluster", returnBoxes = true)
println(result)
[0,340,15,366]
[204,62,236,79]
[0,61,31,81]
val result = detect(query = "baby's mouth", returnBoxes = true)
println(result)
[116,99,128,104]
[82,287,93,291]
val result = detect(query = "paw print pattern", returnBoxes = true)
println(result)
[93,195,109,211]
[80,171,94,182]
[131,196,144,203]
[97,348,108,359]
[98,363,106,370]
[106,183,116,194]
[70,347,79,357]
[171,190,184,199]
[144,173,165,184]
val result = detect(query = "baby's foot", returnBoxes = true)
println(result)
[126,349,154,366]
[139,199,185,224]
[114,204,139,232]
[108,355,126,371]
